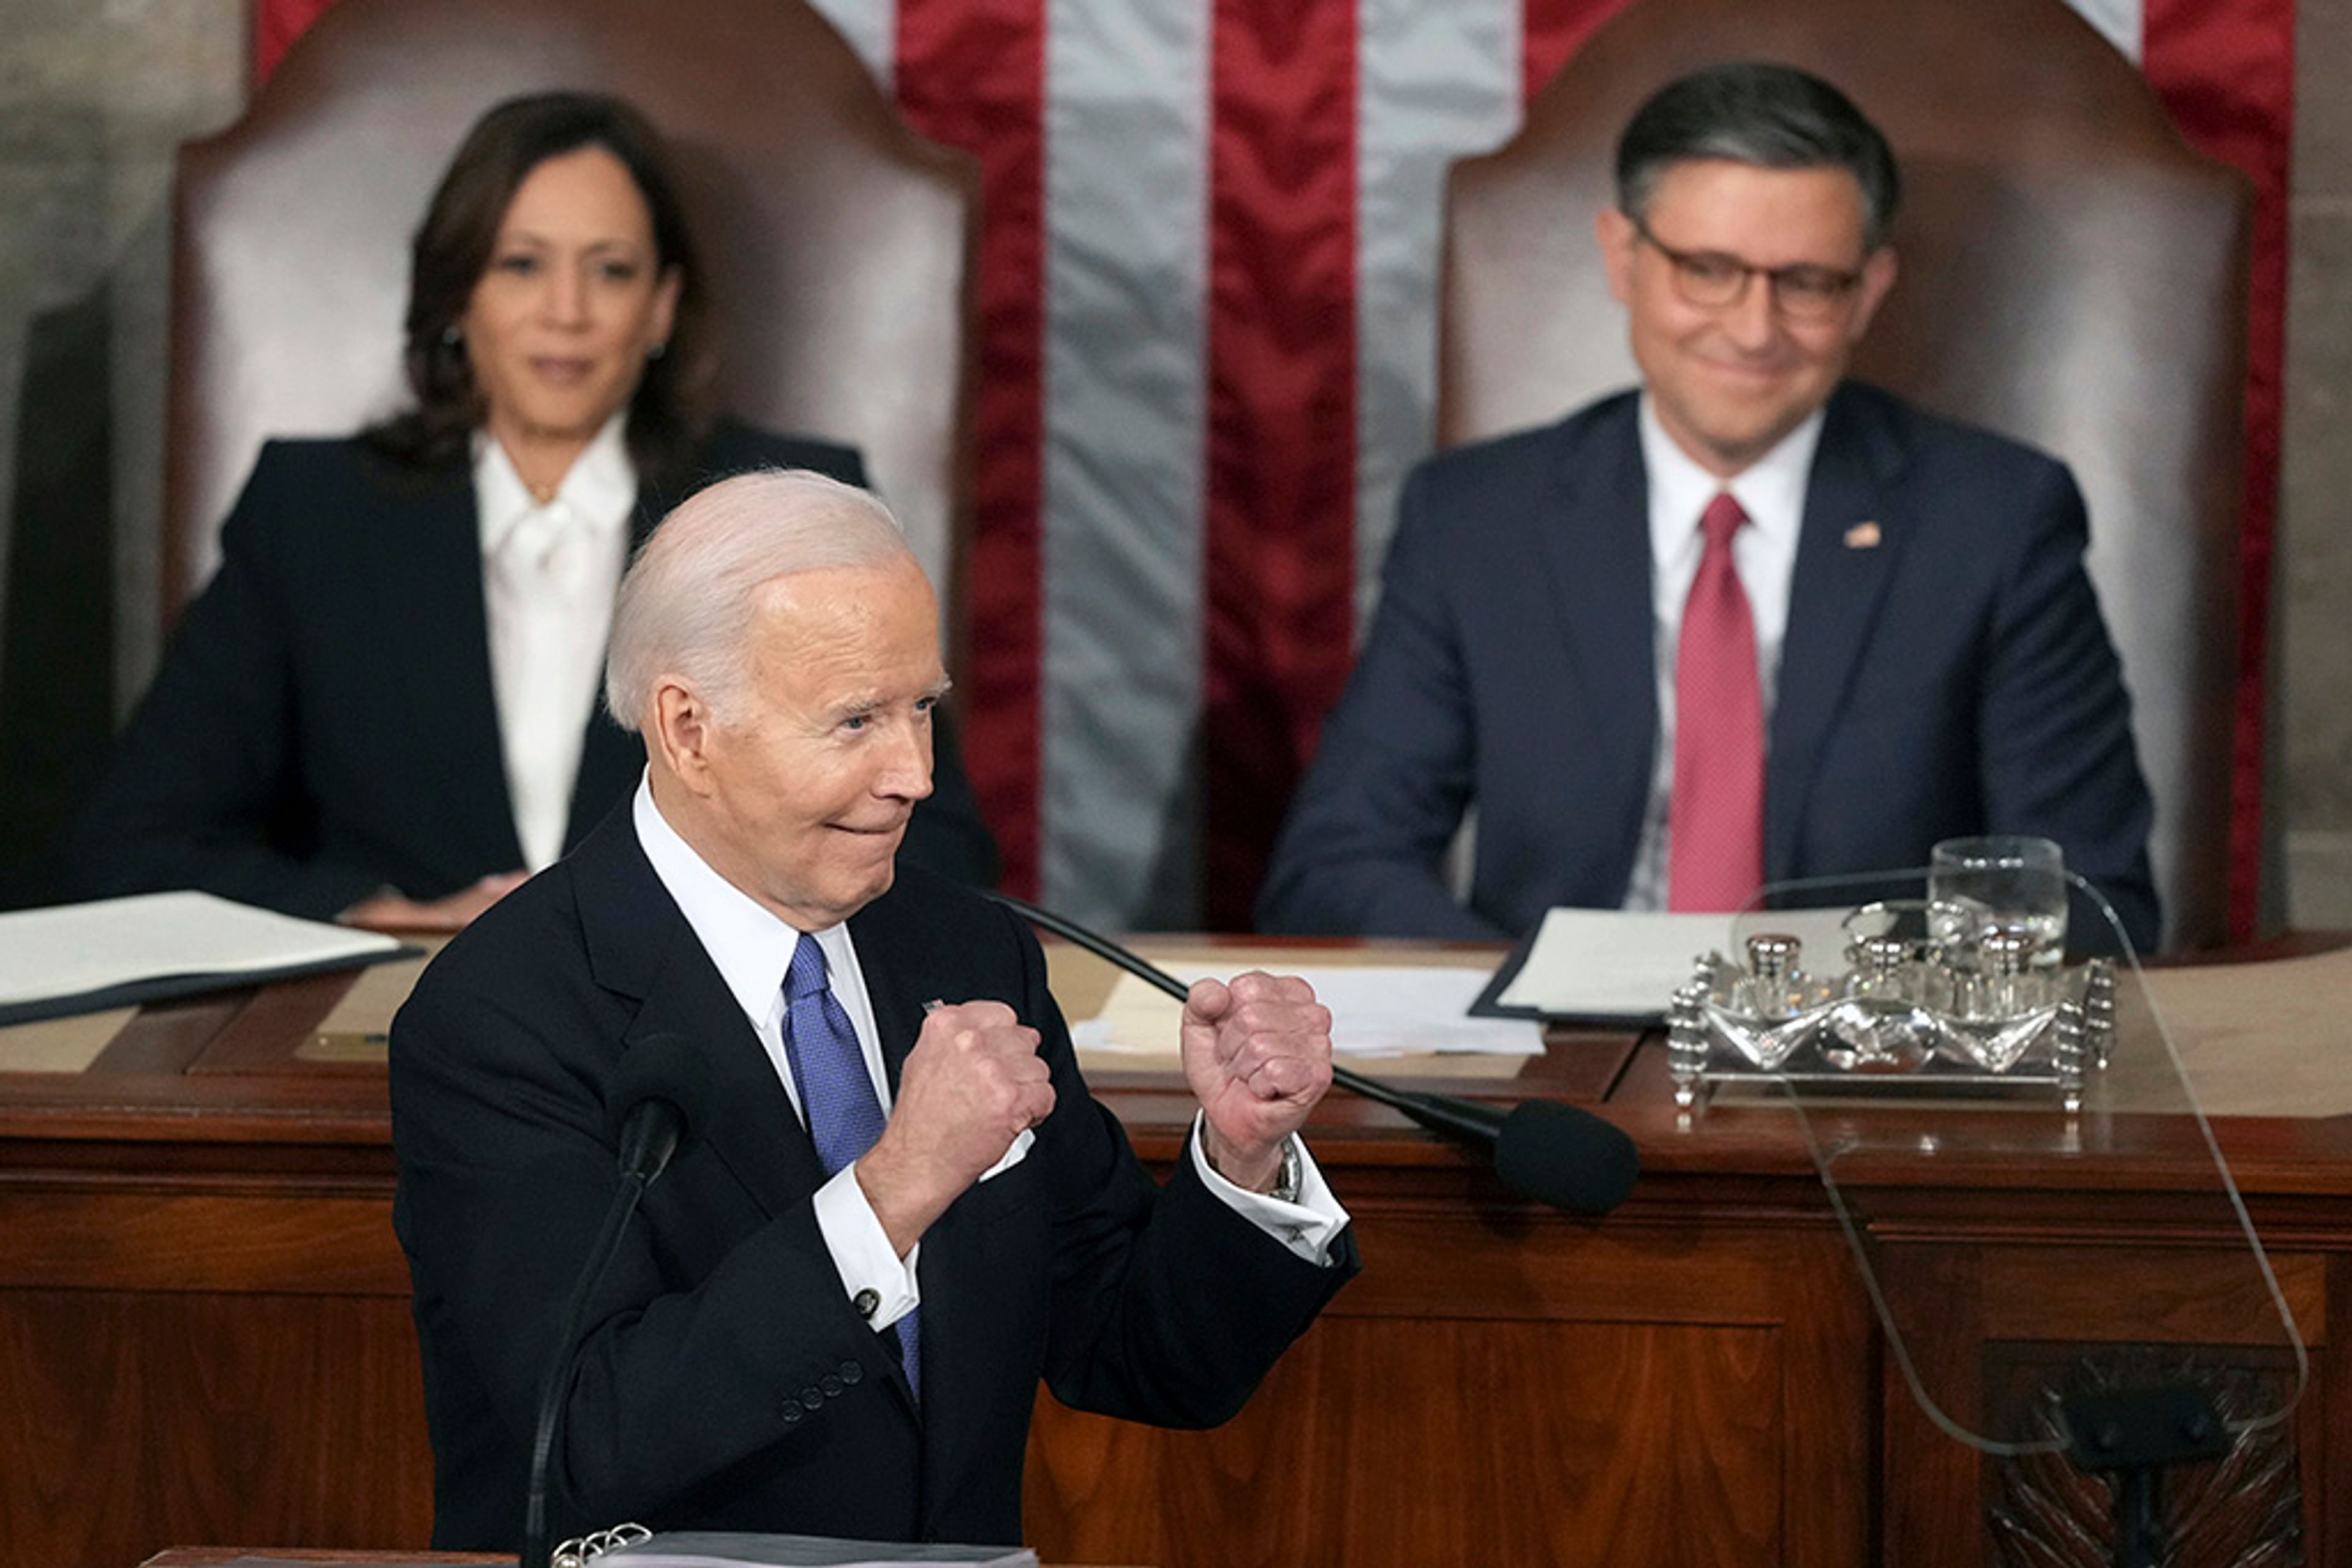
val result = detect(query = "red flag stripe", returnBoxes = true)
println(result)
[893,0,1049,898]
[1199,0,1363,928]
[1521,0,1635,106]
[2141,0,2294,939]
[252,0,335,85]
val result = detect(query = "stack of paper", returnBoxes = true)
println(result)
[1070,963,1543,1057]
[0,891,406,1027]
[1480,907,1855,1022]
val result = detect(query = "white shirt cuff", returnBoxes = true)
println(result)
[1188,1112,1351,1265]
[813,1164,921,1330]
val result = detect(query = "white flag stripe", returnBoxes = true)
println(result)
[1039,0,1215,925]
[803,0,896,92]
[2064,0,2146,63]
[1354,0,1525,630]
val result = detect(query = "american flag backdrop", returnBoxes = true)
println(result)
[256,0,2294,933]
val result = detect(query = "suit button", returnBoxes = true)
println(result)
[853,1288,881,1319]
[781,1403,804,1425]
[821,1374,843,1397]
[800,1386,825,1411]
[839,1360,864,1385]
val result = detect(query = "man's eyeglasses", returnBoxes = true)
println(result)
[1627,214,1866,322]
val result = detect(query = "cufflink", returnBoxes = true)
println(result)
[853,1287,881,1320]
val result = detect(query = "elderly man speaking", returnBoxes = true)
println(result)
[391,470,1357,1550]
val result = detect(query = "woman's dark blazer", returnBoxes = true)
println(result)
[70,421,1000,919]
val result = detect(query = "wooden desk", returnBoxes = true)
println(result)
[7,943,2350,1568]
[137,1550,1126,1567]
[143,1553,507,1567]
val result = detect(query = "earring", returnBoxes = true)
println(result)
[647,341,667,361]
[442,324,463,349]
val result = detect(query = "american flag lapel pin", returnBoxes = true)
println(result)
[1842,521,1883,549]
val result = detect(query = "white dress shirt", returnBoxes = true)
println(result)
[633,778,1348,1332]
[1621,396,1824,910]
[475,414,636,872]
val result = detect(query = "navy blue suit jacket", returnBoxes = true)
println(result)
[1259,383,2160,951]
[392,809,1354,1547]
[71,422,999,918]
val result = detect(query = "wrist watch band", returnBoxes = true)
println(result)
[1267,1139,1302,1205]
[1204,1129,1302,1204]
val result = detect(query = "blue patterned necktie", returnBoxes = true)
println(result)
[782,934,919,1398]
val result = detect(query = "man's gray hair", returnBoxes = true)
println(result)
[1616,61,1902,251]
[604,468,916,732]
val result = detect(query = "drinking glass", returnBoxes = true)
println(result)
[1928,835,2067,970]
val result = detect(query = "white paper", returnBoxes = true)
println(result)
[1496,907,1854,1020]
[1069,964,1542,1057]
[0,891,401,1007]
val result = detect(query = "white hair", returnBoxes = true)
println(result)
[604,468,918,731]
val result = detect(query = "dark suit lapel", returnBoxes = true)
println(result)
[564,483,667,851]
[840,897,940,1419]
[584,812,921,1419]
[848,914,927,1101]
[363,459,526,871]
[574,810,825,1218]
[1766,388,1907,880]
[1539,401,1659,901]
[846,891,993,1442]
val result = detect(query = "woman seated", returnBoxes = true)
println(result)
[73,91,998,927]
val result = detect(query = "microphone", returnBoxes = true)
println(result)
[605,1035,712,1183]
[522,1034,711,1568]
[988,894,1638,1217]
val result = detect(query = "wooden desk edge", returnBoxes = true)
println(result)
[140,1554,1139,1568]
[142,1553,509,1567]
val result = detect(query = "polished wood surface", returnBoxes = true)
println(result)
[6,941,2348,1568]
[137,1550,1125,1567]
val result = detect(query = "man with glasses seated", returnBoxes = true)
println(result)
[1259,61,2160,950]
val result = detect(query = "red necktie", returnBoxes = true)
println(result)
[1667,492,1765,911]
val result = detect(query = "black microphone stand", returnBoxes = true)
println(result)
[521,1044,701,1568]
[521,1174,652,1568]
[2060,1384,2231,1568]
[991,891,1453,1118]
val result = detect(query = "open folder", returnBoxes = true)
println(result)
[0,890,411,1027]
[1472,907,1853,1023]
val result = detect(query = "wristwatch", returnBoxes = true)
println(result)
[1267,1138,1302,1205]
[1205,1131,1302,1203]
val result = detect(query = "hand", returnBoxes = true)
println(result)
[856,1000,1055,1254]
[1181,972,1333,1193]
[341,872,530,932]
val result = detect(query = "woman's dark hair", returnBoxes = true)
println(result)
[364,91,713,481]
